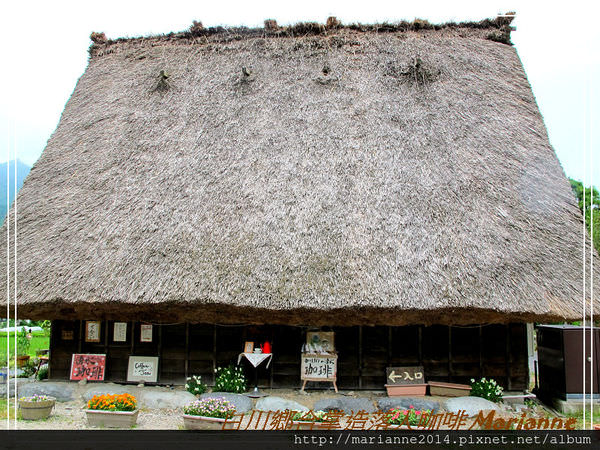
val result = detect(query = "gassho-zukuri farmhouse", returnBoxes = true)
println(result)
[1,15,599,390]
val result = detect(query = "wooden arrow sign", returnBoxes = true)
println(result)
[386,366,425,385]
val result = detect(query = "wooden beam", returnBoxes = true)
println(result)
[157,324,162,384]
[130,322,135,355]
[212,324,217,386]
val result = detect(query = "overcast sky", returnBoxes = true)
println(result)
[0,0,598,186]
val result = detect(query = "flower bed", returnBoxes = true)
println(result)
[387,405,432,428]
[19,395,56,420]
[86,393,138,428]
[182,397,236,429]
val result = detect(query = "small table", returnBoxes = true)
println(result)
[238,352,272,398]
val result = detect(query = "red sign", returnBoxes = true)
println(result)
[70,354,106,381]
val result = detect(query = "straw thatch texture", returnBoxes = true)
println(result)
[0,22,598,325]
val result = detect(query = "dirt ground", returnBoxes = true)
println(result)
[1,384,557,431]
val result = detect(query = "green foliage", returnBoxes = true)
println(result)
[470,377,503,402]
[570,179,600,253]
[185,375,207,395]
[19,359,36,378]
[16,329,30,356]
[37,365,48,380]
[214,365,247,393]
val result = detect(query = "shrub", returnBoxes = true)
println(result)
[17,329,31,356]
[184,398,235,419]
[387,405,431,427]
[470,377,504,402]
[19,360,37,378]
[185,375,207,396]
[37,365,48,380]
[214,365,247,393]
[87,393,137,411]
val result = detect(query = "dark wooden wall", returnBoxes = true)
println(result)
[49,321,528,390]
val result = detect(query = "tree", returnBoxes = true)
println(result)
[570,178,600,253]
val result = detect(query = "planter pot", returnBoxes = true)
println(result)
[16,355,30,368]
[428,381,471,397]
[86,409,139,428]
[183,414,227,430]
[385,384,427,397]
[19,398,56,420]
[292,421,335,430]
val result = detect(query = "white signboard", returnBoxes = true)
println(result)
[113,322,127,342]
[127,356,159,382]
[301,354,337,381]
[140,324,153,342]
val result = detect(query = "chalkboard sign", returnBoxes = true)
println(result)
[386,366,425,385]
[300,354,338,393]
[127,356,159,382]
[70,354,106,381]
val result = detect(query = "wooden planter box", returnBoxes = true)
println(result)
[19,398,55,420]
[428,381,471,397]
[385,384,427,397]
[183,414,227,430]
[86,409,139,428]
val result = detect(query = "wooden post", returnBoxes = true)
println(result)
[104,321,109,354]
[77,320,83,353]
[212,324,217,385]
[387,326,392,367]
[448,326,453,382]
[130,322,135,355]
[479,325,483,378]
[358,326,363,389]
[506,324,512,390]
[157,324,162,384]
[185,323,189,380]
[418,326,423,366]
[48,321,55,380]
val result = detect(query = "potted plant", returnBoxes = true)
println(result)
[387,405,432,429]
[385,383,427,396]
[19,394,56,420]
[16,329,31,368]
[86,393,138,428]
[182,397,236,429]
[291,410,336,430]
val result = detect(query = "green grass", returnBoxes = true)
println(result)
[0,398,18,421]
[565,410,600,430]
[0,331,49,364]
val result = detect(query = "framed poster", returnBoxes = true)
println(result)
[244,341,254,353]
[85,321,101,342]
[140,324,153,342]
[306,331,335,353]
[113,322,127,342]
[61,329,74,340]
[127,356,159,382]
[70,353,106,381]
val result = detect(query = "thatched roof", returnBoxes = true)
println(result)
[1,16,598,326]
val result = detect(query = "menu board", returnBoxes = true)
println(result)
[70,354,106,381]
[301,354,337,381]
[127,356,159,382]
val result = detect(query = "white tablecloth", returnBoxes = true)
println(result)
[238,352,272,368]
